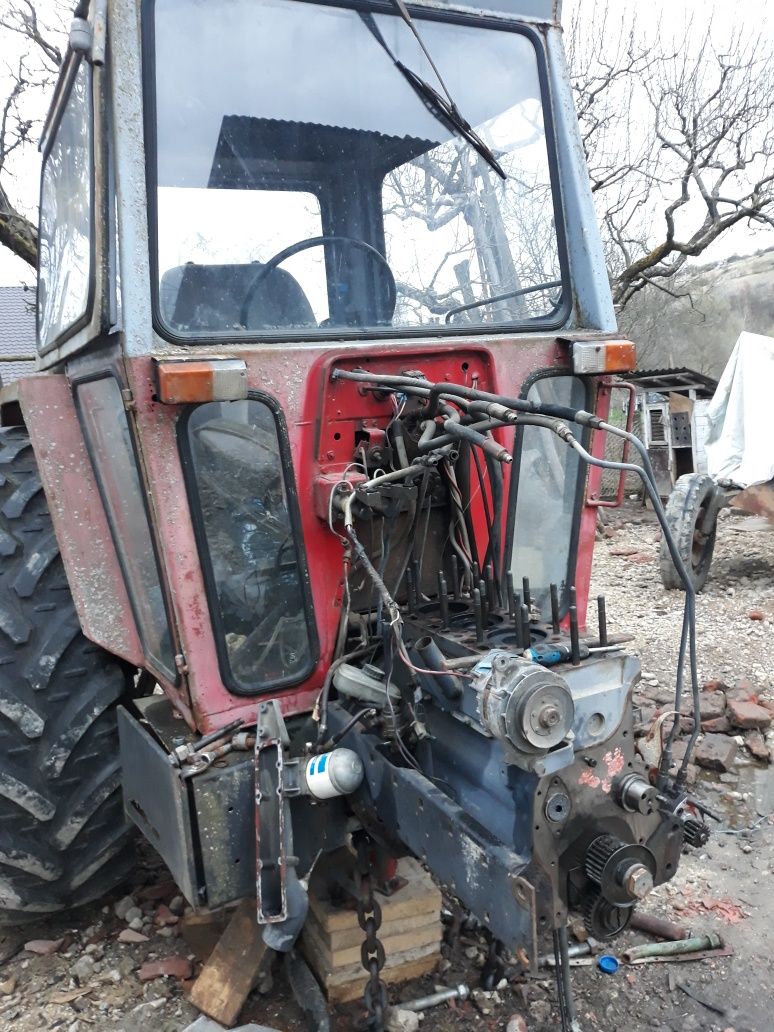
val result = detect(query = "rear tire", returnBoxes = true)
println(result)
[659,473,719,592]
[0,427,137,922]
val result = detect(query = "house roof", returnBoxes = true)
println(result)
[623,367,718,399]
[0,286,37,383]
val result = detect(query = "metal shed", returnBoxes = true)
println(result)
[623,368,718,498]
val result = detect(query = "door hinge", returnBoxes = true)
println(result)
[174,652,189,675]
[121,388,135,411]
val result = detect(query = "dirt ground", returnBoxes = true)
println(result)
[1,502,773,1032]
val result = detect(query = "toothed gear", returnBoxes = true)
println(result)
[582,890,632,941]
[682,818,710,848]
[585,834,657,905]
[585,834,622,885]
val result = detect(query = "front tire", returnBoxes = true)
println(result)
[659,473,719,592]
[0,427,137,921]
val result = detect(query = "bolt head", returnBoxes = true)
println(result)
[624,863,654,900]
[538,704,561,729]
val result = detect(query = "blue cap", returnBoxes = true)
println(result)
[597,954,619,974]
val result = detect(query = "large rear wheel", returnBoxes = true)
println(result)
[0,427,137,921]
[659,473,720,592]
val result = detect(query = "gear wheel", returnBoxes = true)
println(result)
[585,834,657,905]
[582,889,632,941]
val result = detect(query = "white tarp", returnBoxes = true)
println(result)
[704,331,774,488]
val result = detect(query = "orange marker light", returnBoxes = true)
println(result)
[572,340,636,375]
[154,359,248,404]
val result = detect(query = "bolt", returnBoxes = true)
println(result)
[400,984,469,1012]
[622,863,654,900]
[538,704,561,729]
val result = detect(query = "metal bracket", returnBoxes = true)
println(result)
[255,700,290,924]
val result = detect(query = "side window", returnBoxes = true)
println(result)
[76,377,176,678]
[509,376,587,615]
[182,398,316,694]
[38,59,93,352]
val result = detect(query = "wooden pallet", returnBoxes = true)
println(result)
[301,857,442,1004]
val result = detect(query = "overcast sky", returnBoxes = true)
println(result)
[0,0,772,288]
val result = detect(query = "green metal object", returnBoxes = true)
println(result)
[622,933,723,963]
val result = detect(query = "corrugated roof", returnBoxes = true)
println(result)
[0,286,37,383]
[623,367,718,399]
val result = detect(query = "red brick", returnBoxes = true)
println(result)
[702,679,730,693]
[701,715,732,734]
[727,698,772,730]
[694,734,737,773]
[744,731,771,763]
[137,956,192,982]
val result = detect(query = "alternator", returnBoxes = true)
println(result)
[471,651,575,771]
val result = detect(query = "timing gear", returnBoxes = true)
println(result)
[582,889,632,941]
[585,834,657,906]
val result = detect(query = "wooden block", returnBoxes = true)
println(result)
[188,899,268,1028]
[302,915,440,970]
[305,905,440,952]
[180,907,232,963]
[325,950,440,1004]
[309,858,441,933]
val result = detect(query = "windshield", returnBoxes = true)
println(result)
[149,0,566,339]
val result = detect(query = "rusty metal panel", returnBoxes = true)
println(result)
[16,374,144,665]
[732,480,774,521]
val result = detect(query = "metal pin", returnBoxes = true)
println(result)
[506,572,516,619]
[550,583,561,637]
[569,601,580,665]
[597,595,608,647]
[473,588,484,645]
[450,555,461,601]
[478,579,488,625]
[411,559,422,608]
[472,562,481,588]
[485,564,497,611]
[522,577,531,611]
[438,572,450,629]
[513,591,523,648]
[405,565,416,614]
[520,603,531,650]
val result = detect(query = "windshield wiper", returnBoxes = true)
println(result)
[360,3,507,180]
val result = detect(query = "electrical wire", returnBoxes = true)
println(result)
[328,368,698,794]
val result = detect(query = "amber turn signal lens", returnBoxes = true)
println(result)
[154,359,248,404]
[571,340,636,374]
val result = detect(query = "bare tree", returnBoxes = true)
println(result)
[0,1,66,268]
[568,1,774,313]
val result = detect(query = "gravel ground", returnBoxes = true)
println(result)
[0,502,773,1032]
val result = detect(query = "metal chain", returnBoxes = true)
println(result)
[355,836,388,1030]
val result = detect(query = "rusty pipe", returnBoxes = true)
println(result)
[630,912,689,941]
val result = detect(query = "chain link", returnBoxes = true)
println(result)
[355,836,388,1030]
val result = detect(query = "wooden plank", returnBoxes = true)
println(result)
[314,946,441,1004]
[309,858,441,932]
[188,899,268,1028]
[302,916,440,975]
[305,905,441,952]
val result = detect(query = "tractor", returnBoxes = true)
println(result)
[0,1,708,1028]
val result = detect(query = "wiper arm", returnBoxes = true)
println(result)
[360,5,507,180]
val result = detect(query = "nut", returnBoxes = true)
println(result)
[622,863,654,900]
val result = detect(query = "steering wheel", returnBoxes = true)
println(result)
[239,235,397,329]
